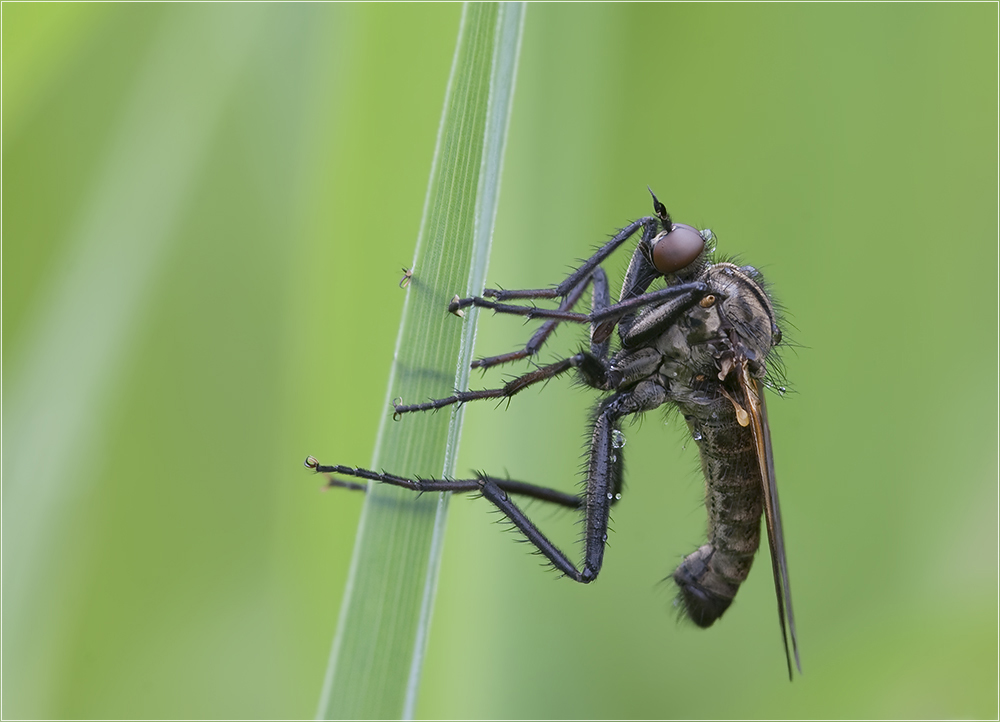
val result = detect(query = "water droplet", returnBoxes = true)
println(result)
[615,493,622,500]
[692,430,703,441]
[607,492,613,500]
[602,534,608,542]
[611,430,627,449]
[778,386,787,396]
[610,454,617,463]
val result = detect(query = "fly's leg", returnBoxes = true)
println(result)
[306,459,631,514]
[472,266,616,370]
[451,208,711,359]
[305,458,581,508]
[391,352,598,415]
[486,215,657,302]
[303,460,591,580]
[502,382,668,581]
[448,215,660,329]
[447,297,588,322]
[397,270,622,416]
[305,383,662,583]
[574,380,669,578]
[457,191,691,361]
[447,281,710,328]
[615,282,717,348]
[472,270,598,370]
[394,279,711,416]
[587,265,612,360]
[303,460,603,581]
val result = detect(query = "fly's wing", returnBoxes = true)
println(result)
[740,368,801,679]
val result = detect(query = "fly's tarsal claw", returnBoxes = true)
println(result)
[304,455,320,470]
[399,268,413,288]
[449,295,465,317]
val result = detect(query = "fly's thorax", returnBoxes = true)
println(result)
[705,263,779,376]
[655,262,778,387]
[652,282,730,398]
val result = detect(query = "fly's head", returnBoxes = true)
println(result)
[649,223,713,282]
[646,190,715,283]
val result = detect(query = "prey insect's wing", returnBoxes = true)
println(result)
[741,367,801,679]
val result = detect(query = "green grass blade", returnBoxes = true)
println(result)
[314,4,524,719]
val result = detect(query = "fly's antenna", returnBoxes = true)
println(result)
[647,186,672,228]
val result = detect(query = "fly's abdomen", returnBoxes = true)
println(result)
[673,396,764,627]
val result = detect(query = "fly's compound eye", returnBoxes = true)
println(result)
[651,223,705,274]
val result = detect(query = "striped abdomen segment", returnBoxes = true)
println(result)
[673,395,764,627]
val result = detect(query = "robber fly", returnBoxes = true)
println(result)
[306,191,801,678]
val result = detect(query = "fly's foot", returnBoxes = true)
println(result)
[303,456,368,492]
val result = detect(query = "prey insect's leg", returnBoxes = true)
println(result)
[392,352,595,415]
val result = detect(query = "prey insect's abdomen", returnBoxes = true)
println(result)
[673,394,764,627]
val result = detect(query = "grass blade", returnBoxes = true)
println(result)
[314,3,525,719]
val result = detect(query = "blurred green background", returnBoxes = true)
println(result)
[3,3,996,719]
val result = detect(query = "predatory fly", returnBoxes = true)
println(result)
[305,190,801,678]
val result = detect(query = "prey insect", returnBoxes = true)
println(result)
[306,191,801,678]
